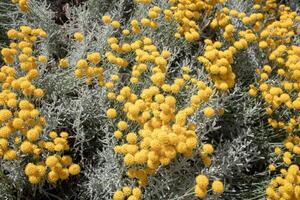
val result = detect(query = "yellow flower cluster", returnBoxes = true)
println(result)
[59,58,69,69]
[228,1,300,198]
[198,39,236,91]
[45,154,80,182]
[135,0,224,42]
[113,186,142,200]
[267,135,300,199]
[0,26,79,185]
[25,153,80,184]
[74,52,104,85]
[195,174,209,198]
[199,143,214,167]
[107,39,214,187]
[195,174,224,198]
[198,2,274,91]
[266,163,300,199]
[67,0,300,198]
[246,3,300,142]
[11,0,28,12]
[70,11,225,198]
[74,32,84,42]
[22,131,80,184]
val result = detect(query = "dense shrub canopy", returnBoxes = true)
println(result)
[0,0,300,199]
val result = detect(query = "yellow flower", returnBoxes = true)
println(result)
[74,32,84,42]
[0,109,12,122]
[87,52,101,64]
[132,187,142,198]
[76,59,88,69]
[196,174,209,188]
[111,21,121,29]
[0,138,8,150]
[46,156,59,167]
[292,100,300,109]
[3,149,16,160]
[122,186,132,196]
[48,170,59,183]
[126,132,137,144]
[60,131,69,138]
[27,128,40,141]
[34,88,44,98]
[202,144,214,154]
[284,142,294,151]
[59,58,69,68]
[25,163,38,176]
[127,195,138,200]
[102,15,111,24]
[124,153,135,165]
[28,176,40,184]
[195,185,207,198]
[68,164,81,175]
[259,41,268,49]
[288,164,299,175]
[203,107,215,118]
[49,131,58,139]
[0,126,12,138]
[141,18,151,26]
[38,55,48,63]
[59,168,70,180]
[212,180,224,194]
[113,190,124,200]
[117,121,128,130]
[121,43,131,52]
[7,29,18,38]
[148,10,158,19]
[61,155,73,166]
[268,164,276,171]
[176,142,187,153]
[122,29,130,36]
[20,141,33,153]
[248,88,257,97]
[202,155,212,167]
[107,108,117,119]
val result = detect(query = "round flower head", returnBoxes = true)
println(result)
[68,164,81,175]
[127,195,138,200]
[3,149,16,160]
[113,190,124,200]
[28,176,40,184]
[87,52,101,64]
[202,144,214,154]
[111,21,121,29]
[107,108,117,119]
[122,186,132,196]
[195,185,207,198]
[102,15,111,24]
[25,163,38,176]
[46,156,59,167]
[74,32,84,42]
[132,187,142,198]
[212,180,224,194]
[59,58,69,68]
[126,132,138,144]
[268,164,276,171]
[117,121,128,130]
[203,107,215,118]
[196,174,209,189]
[34,88,44,98]
[0,109,12,122]
[48,170,59,183]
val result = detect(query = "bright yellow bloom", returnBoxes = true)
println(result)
[212,180,224,194]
